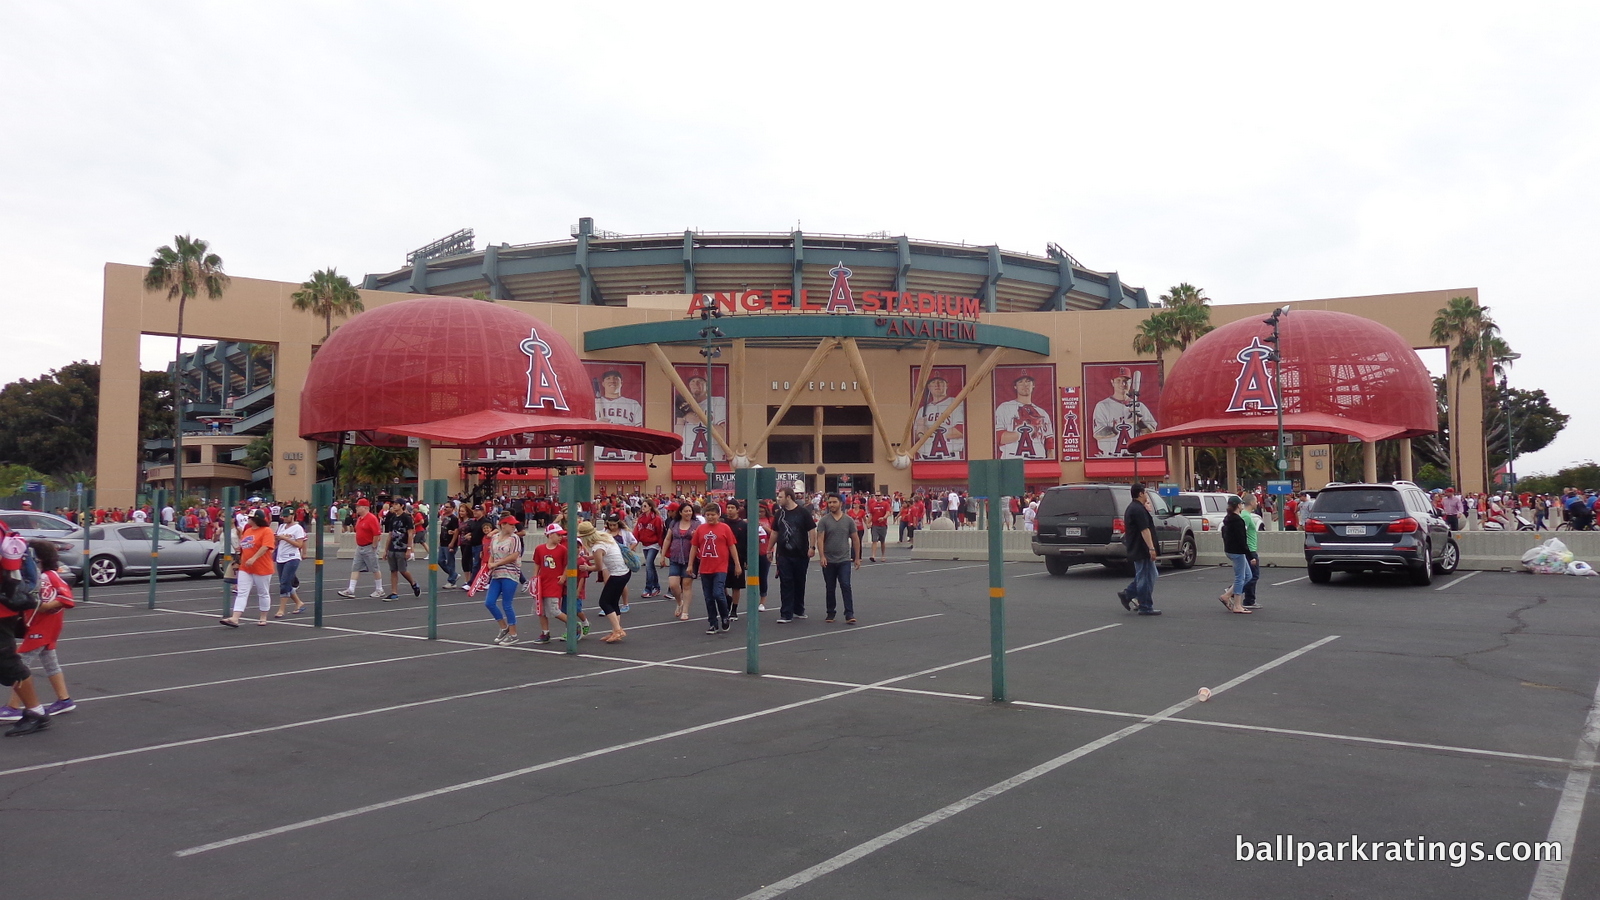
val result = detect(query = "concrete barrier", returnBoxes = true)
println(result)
[908,528,1600,572]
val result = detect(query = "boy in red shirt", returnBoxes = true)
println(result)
[688,504,741,634]
[1,541,76,721]
[867,493,892,562]
[530,523,589,643]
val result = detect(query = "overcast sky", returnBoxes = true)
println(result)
[2,1,1594,477]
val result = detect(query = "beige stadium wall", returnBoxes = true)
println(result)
[98,262,1484,507]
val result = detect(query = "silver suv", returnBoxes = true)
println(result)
[1303,481,1459,585]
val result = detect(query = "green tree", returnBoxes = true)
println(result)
[1484,383,1566,474]
[144,235,230,501]
[0,363,179,478]
[291,268,365,341]
[339,445,416,494]
[243,430,274,473]
[139,370,175,442]
[1131,311,1180,375]
[1429,295,1498,486]
[0,464,51,497]
[1516,462,1600,495]
[1159,283,1209,308]
[468,289,493,302]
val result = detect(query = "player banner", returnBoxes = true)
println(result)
[910,365,967,462]
[583,360,646,462]
[1059,385,1083,462]
[672,363,729,463]
[992,364,1057,460]
[1082,362,1163,459]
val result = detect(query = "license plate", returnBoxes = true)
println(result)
[1345,525,1370,536]
[1061,527,1082,537]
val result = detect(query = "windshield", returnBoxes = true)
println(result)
[1310,489,1405,514]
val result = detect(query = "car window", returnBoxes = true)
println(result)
[1310,489,1404,514]
[157,527,184,542]
[1173,495,1203,516]
[1149,495,1171,516]
[1038,489,1119,518]
[119,525,155,542]
[1205,497,1227,513]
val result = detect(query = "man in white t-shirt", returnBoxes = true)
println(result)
[273,507,307,616]
[131,507,149,523]
[994,374,1056,460]
[161,505,176,527]
[676,375,727,461]
[946,490,961,527]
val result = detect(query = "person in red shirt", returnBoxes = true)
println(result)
[340,500,385,598]
[221,510,277,627]
[530,523,571,644]
[903,498,925,549]
[688,503,741,634]
[632,499,665,599]
[867,493,892,562]
[1,541,77,720]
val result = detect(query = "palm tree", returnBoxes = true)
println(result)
[291,268,365,341]
[1429,296,1497,486]
[1159,283,1209,308]
[1133,310,1185,484]
[144,235,230,502]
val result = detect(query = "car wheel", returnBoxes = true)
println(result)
[211,559,224,578]
[88,555,122,586]
[1044,555,1070,576]
[1174,535,1197,569]
[1409,548,1434,586]
[1308,565,1331,584]
[1433,539,1460,575]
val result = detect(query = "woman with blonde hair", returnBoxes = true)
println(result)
[579,520,631,643]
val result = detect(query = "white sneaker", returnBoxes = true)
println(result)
[758,604,767,611]
[336,590,355,598]
[370,591,387,598]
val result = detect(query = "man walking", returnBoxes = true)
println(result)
[1116,483,1160,616]
[1241,494,1262,610]
[772,487,815,623]
[867,492,891,562]
[815,493,861,624]
[338,499,385,598]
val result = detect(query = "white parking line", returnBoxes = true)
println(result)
[1273,576,1309,586]
[79,647,487,702]
[1436,571,1481,591]
[734,636,1341,899]
[1527,671,1600,900]
[172,622,1121,857]
[908,565,987,575]
[70,632,362,666]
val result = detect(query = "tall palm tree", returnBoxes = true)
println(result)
[1429,296,1496,486]
[144,235,230,502]
[1159,283,1209,308]
[291,268,365,341]
[1133,310,1184,484]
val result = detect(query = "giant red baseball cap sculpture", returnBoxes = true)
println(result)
[1126,308,1435,451]
[299,297,683,455]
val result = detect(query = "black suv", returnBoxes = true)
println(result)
[1032,483,1197,576]
[1303,481,1460,585]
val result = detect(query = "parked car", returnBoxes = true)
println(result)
[64,524,224,586]
[0,509,79,538]
[1172,492,1236,533]
[1032,483,1198,575]
[1303,480,1459,585]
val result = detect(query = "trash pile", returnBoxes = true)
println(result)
[1521,538,1596,576]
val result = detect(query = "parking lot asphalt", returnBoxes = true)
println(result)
[5,547,1599,899]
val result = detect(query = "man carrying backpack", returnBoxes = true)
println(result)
[0,523,50,735]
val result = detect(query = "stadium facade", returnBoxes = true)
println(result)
[95,222,1486,507]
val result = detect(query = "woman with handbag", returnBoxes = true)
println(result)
[581,521,631,644]
[658,502,700,621]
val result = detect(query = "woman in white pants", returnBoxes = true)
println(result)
[221,510,278,627]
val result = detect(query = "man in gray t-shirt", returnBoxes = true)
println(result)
[814,493,861,623]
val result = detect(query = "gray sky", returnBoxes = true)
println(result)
[2,1,1594,477]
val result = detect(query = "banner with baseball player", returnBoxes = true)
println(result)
[672,363,729,463]
[1058,385,1084,462]
[910,365,967,462]
[583,360,646,462]
[1082,362,1163,460]
[992,365,1057,461]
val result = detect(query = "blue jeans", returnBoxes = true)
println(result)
[700,571,729,627]
[485,577,518,625]
[776,554,809,618]
[1243,550,1260,605]
[437,545,458,585]
[643,547,660,594]
[1123,557,1158,612]
[276,558,301,597]
[1227,553,1251,595]
[463,544,480,578]
[821,561,854,619]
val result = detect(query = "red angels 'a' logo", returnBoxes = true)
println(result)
[824,262,858,313]
[1226,337,1279,412]
[520,328,571,411]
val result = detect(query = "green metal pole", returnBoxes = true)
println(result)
[424,479,446,640]
[987,494,1006,701]
[219,486,239,616]
[561,445,595,656]
[147,489,166,610]
[77,485,90,605]
[736,468,774,675]
[312,482,331,628]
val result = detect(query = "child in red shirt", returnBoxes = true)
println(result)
[530,524,588,643]
[1,541,76,721]
[688,504,741,634]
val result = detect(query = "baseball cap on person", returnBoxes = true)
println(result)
[545,523,565,535]
[20,501,31,509]
[499,516,519,526]
[356,499,370,507]
[1115,366,1132,378]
